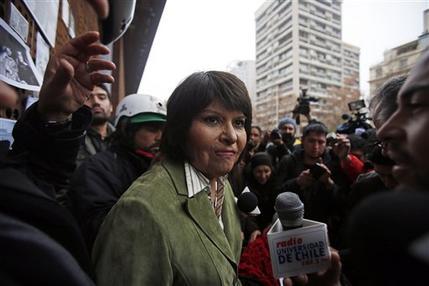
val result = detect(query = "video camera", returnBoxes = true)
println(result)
[270,129,282,141]
[336,99,373,135]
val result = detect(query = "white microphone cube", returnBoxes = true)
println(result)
[267,218,331,278]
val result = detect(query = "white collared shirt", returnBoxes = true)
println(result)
[184,162,226,229]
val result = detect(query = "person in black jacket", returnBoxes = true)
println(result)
[0,31,116,283]
[266,117,298,168]
[244,152,279,235]
[68,93,166,251]
[76,84,115,166]
[276,122,352,247]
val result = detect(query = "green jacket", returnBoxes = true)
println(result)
[93,159,242,285]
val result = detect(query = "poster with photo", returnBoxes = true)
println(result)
[0,118,16,147]
[23,0,59,47]
[36,32,50,78]
[0,18,42,91]
[9,2,29,42]
[69,10,76,38]
[61,0,70,28]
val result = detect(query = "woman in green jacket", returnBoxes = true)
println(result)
[93,71,252,285]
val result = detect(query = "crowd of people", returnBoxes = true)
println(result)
[1,1,429,285]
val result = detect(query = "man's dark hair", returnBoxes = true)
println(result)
[302,122,328,138]
[369,75,406,126]
[160,71,252,162]
[97,83,111,100]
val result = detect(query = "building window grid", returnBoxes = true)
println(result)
[256,0,358,128]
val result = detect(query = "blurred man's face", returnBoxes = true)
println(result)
[251,127,261,145]
[86,86,113,125]
[377,53,429,188]
[280,124,295,136]
[302,132,326,160]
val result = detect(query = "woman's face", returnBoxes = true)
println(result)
[187,100,247,179]
[252,165,272,185]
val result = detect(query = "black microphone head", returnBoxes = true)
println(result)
[237,191,259,214]
[275,192,304,229]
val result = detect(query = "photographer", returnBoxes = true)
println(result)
[266,116,299,168]
[276,122,359,247]
[266,128,290,168]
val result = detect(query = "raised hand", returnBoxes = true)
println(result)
[38,31,116,122]
[332,134,351,161]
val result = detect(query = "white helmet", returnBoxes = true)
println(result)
[114,93,167,126]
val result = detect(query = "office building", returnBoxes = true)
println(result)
[369,9,429,96]
[255,0,360,130]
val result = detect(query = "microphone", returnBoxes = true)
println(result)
[275,192,304,230]
[237,187,260,215]
[268,192,330,278]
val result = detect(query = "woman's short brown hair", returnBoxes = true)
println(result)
[160,71,252,162]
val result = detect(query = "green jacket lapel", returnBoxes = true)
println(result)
[161,159,237,265]
[184,192,237,265]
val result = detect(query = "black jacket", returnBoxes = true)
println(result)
[0,213,94,285]
[76,123,115,166]
[276,148,350,246]
[244,170,280,231]
[0,103,93,277]
[266,143,290,168]
[68,144,152,251]
[348,171,389,210]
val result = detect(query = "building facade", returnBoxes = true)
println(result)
[0,0,165,117]
[369,9,429,96]
[254,0,360,130]
[226,60,256,104]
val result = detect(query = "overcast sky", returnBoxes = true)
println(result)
[138,0,429,101]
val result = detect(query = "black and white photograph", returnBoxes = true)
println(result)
[0,17,42,91]
[36,31,50,77]
[23,0,59,47]
[61,0,70,28]
[9,2,29,42]
[68,10,76,38]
